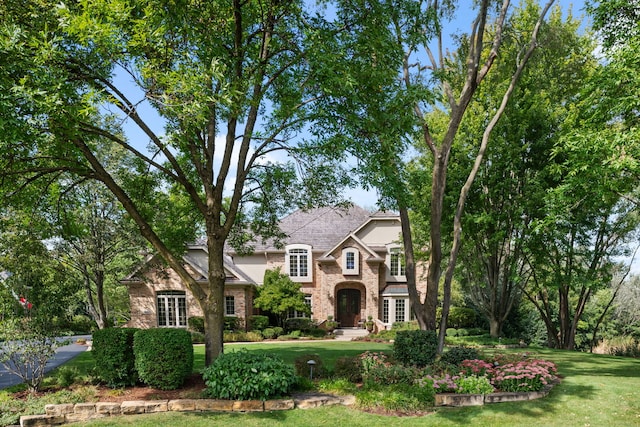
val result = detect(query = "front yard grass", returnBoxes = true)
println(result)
[4,341,640,427]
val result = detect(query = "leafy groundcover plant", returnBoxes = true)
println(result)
[425,356,557,394]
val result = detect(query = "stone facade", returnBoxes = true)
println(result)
[124,206,428,331]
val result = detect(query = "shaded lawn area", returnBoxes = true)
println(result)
[50,342,640,426]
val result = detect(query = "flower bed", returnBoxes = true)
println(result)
[423,353,558,403]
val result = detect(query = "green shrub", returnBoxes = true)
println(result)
[273,326,284,337]
[92,328,138,388]
[446,328,458,337]
[262,327,277,339]
[391,321,419,331]
[393,330,438,367]
[188,317,205,333]
[70,315,96,334]
[362,363,422,386]
[455,375,494,394]
[467,328,485,336]
[224,316,243,331]
[371,329,396,341]
[134,328,193,390]
[248,315,270,331]
[304,327,327,338]
[277,334,299,340]
[55,366,79,388]
[448,307,477,329]
[457,328,469,337]
[245,331,264,342]
[224,331,248,342]
[440,346,481,367]
[334,356,362,383]
[284,318,314,332]
[294,354,324,378]
[202,350,296,400]
[190,331,205,344]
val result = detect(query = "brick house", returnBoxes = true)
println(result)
[123,205,427,330]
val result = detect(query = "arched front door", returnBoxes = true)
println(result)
[337,289,361,327]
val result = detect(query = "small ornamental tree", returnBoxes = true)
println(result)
[254,268,310,327]
[0,319,66,392]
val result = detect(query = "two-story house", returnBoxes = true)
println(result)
[123,205,426,331]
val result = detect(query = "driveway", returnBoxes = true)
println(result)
[0,335,91,390]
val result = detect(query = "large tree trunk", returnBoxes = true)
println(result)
[489,317,502,338]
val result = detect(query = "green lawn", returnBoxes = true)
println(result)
[14,341,640,427]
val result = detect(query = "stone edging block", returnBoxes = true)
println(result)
[22,393,346,426]
[435,383,554,407]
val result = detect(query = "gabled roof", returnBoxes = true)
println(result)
[249,205,375,252]
[319,232,384,263]
[121,253,255,286]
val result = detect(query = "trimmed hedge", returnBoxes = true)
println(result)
[440,346,481,366]
[393,330,438,367]
[133,328,194,390]
[92,328,138,388]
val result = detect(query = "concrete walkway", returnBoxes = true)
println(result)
[0,335,91,390]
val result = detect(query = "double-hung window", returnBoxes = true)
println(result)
[286,244,312,282]
[225,296,235,316]
[157,291,187,327]
[387,245,406,280]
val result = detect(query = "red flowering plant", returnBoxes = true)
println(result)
[460,359,494,377]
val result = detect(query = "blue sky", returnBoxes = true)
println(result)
[114,0,591,210]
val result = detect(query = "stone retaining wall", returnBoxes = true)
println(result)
[434,382,555,407]
[19,393,355,427]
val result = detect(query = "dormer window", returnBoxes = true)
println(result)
[285,244,312,282]
[342,247,360,275]
[386,245,406,281]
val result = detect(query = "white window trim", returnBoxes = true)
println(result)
[382,296,411,325]
[157,291,187,328]
[341,247,360,275]
[288,294,312,319]
[225,295,236,316]
[285,244,312,283]
[386,244,406,281]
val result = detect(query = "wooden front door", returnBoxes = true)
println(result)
[337,289,361,327]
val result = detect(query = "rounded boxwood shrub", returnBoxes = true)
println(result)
[202,350,296,400]
[393,330,438,367]
[440,346,481,366]
[92,328,138,388]
[262,327,277,339]
[133,328,193,390]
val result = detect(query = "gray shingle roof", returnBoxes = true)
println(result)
[252,205,375,252]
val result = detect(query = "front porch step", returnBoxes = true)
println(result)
[333,328,370,340]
